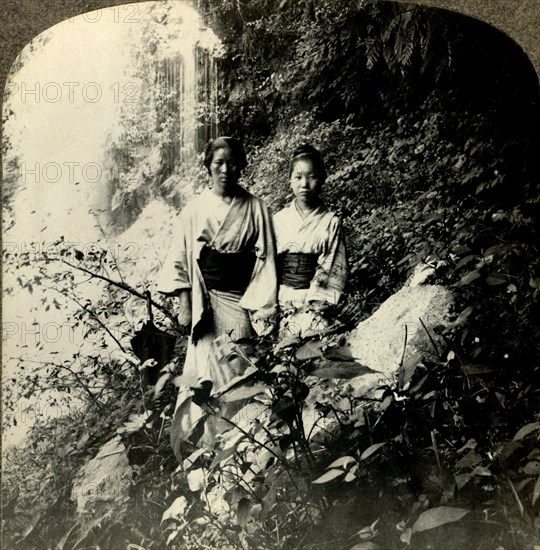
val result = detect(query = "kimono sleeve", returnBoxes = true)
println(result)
[240,198,278,327]
[155,212,192,296]
[306,215,347,305]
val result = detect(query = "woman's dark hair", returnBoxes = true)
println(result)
[203,136,247,175]
[289,143,326,184]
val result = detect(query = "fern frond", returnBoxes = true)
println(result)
[401,39,414,67]
[365,38,381,70]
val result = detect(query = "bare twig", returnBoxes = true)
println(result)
[41,283,128,352]
[419,317,441,359]
[430,429,442,474]
[399,323,408,368]
[59,257,181,331]
[24,359,106,412]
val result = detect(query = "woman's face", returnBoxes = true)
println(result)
[290,158,321,203]
[210,146,241,192]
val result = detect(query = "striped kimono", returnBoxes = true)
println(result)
[273,200,347,337]
[157,186,277,453]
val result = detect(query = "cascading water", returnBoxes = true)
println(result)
[105,1,223,230]
[196,47,220,149]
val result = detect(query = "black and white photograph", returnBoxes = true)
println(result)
[2,0,539,548]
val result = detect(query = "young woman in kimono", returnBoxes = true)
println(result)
[157,137,277,454]
[273,144,347,338]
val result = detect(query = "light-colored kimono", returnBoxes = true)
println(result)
[157,187,277,452]
[273,200,347,336]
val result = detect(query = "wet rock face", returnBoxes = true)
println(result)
[345,284,454,395]
[71,436,132,515]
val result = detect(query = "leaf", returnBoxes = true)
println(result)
[455,466,491,490]
[455,254,477,270]
[19,511,43,541]
[532,474,540,506]
[486,275,506,285]
[220,383,268,403]
[400,527,412,545]
[76,431,90,450]
[161,496,189,523]
[455,450,482,469]
[530,277,540,289]
[237,497,251,528]
[296,340,325,360]
[274,336,301,353]
[187,468,205,492]
[323,345,355,361]
[213,366,258,398]
[513,422,540,442]
[360,442,386,461]
[460,364,496,376]
[456,270,481,286]
[398,356,421,389]
[154,371,171,398]
[117,412,151,434]
[457,438,477,453]
[351,518,380,542]
[170,396,206,447]
[313,468,344,484]
[522,461,540,475]
[327,455,356,469]
[451,306,474,327]
[411,506,470,534]
[312,360,379,379]
[452,245,472,255]
[270,364,288,374]
[455,472,474,490]
[182,448,206,471]
[397,253,415,266]
[210,445,239,469]
[472,465,492,477]
[349,543,379,550]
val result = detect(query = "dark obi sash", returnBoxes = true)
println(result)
[198,244,256,294]
[278,252,319,289]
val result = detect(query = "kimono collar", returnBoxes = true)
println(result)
[202,184,250,207]
[292,199,326,221]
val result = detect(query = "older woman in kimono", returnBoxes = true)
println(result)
[157,136,277,454]
[273,144,347,337]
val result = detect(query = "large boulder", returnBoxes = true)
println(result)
[345,278,454,395]
[303,278,454,440]
[71,436,132,515]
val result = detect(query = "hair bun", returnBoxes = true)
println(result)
[292,143,320,159]
[289,143,327,184]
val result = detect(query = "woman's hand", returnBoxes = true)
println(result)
[176,290,192,328]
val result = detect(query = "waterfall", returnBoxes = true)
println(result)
[96,1,225,229]
[196,46,220,149]
[146,1,222,180]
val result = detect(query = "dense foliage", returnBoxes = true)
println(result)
[3,1,539,549]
